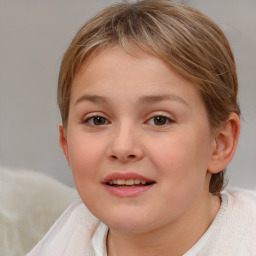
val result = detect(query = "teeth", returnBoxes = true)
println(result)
[108,179,148,185]
[117,179,125,185]
[134,179,140,184]
[125,179,134,185]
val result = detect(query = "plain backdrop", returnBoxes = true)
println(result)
[0,0,255,189]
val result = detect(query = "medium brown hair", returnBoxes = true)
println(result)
[58,0,240,194]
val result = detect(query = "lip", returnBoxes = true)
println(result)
[102,172,155,198]
[102,172,154,183]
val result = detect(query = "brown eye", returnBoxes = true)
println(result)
[147,115,173,126]
[84,116,108,126]
[153,116,168,125]
[93,116,107,125]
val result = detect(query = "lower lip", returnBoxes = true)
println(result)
[102,183,155,197]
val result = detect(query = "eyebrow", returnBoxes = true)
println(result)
[75,95,110,105]
[75,94,189,107]
[138,95,189,107]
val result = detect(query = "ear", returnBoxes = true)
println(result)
[58,124,70,164]
[208,113,240,174]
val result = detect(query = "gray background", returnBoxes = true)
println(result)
[0,0,255,189]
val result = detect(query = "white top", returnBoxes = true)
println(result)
[27,189,256,256]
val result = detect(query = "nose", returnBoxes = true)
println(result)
[107,123,144,163]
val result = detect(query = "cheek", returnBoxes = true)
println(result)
[148,132,212,215]
[148,130,212,183]
[67,134,106,179]
[67,134,107,207]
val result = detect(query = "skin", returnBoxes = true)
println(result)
[59,46,240,255]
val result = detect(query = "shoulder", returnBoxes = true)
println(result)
[222,188,256,225]
[223,188,256,212]
[221,188,256,254]
[198,188,256,255]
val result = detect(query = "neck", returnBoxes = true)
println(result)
[107,193,220,256]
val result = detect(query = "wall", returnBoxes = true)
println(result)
[1,0,255,189]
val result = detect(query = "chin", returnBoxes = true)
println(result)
[97,210,156,234]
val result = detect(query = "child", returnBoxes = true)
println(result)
[28,0,256,255]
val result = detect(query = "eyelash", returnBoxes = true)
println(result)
[147,115,174,126]
[82,115,110,126]
[82,114,174,127]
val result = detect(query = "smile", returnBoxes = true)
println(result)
[107,179,153,186]
[102,173,155,197]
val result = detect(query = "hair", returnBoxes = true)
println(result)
[57,0,240,194]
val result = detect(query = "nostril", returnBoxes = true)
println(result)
[109,154,140,161]
[111,155,118,159]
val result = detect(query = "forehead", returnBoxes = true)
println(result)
[72,45,195,91]
[70,46,206,113]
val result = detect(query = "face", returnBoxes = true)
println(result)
[60,46,216,234]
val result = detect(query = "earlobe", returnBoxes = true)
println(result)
[58,124,70,164]
[208,113,240,174]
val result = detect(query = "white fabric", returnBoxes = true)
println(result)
[91,222,109,256]
[26,200,99,256]
[0,167,78,256]
[27,189,256,256]
[198,189,256,255]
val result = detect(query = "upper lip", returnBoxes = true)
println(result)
[102,172,155,184]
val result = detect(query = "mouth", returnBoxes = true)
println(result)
[106,178,155,187]
[102,173,155,197]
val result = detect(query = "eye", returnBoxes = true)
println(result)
[147,115,173,126]
[83,115,109,126]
